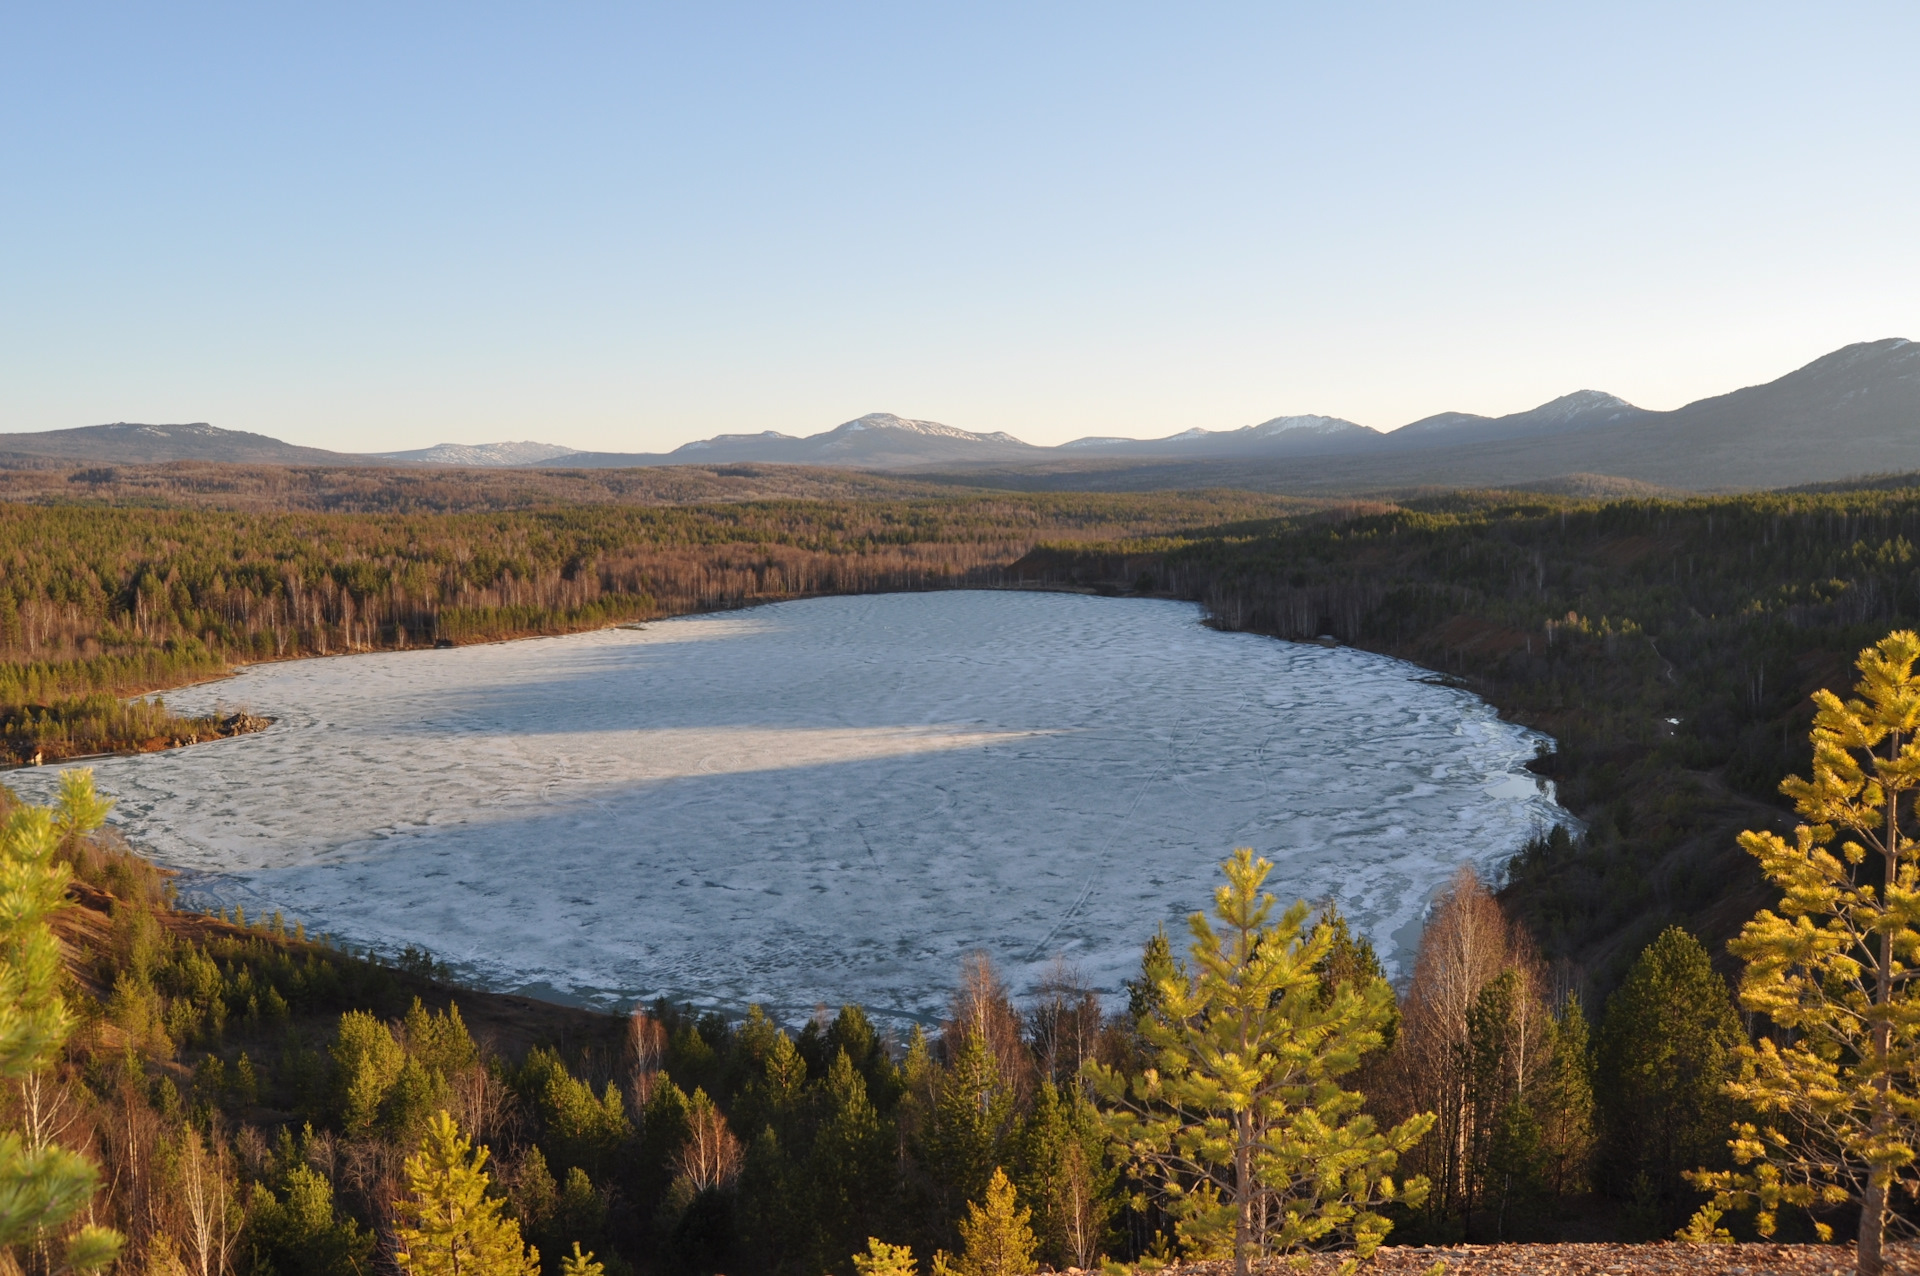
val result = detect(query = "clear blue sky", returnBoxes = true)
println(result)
[4,3,1916,452]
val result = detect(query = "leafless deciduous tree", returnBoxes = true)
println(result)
[177,1128,237,1276]
[1386,865,1514,1222]
[627,1009,667,1111]
[1027,957,1104,1090]
[945,952,1031,1102]
[674,1093,744,1193]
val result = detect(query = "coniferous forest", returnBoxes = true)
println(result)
[0,489,1290,763]
[11,474,1920,1272]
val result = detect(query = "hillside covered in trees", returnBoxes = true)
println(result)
[0,490,1295,764]
[15,472,1920,1270]
[1016,486,1920,988]
[0,769,1813,1276]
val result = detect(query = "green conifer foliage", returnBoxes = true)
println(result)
[809,1048,892,1269]
[404,998,479,1077]
[852,1237,918,1276]
[925,1033,1017,1233]
[508,1145,558,1240]
[638,1072,694,1208]
[521,1046,633,1180]
[0,774,122,1272]
[1593,927,1744,1229]
[393,1110,540,1276]
[1538,997,1596,1199]
[52,767,113,851]
[1016,1081,1115,1269]
[246,1162,375,1276]
[1087,848,1431,1276]
[332,1010,406,1138]
[1690,631,1920,1275]
[949,1167,1036,1276]
[1124,927,1179,1030]
[559,1242,605,1276]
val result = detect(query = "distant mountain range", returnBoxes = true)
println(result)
[374,441,581,466]
[0,421,358,466]
[2,339,1914,492]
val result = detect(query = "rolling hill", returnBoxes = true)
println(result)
[0,421,369,466]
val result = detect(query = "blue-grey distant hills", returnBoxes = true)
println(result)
[526,339,1920,489]
[1,339,1914,491]
[0,421,364,466]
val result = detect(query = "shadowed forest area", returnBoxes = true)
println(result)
[1014,485,1920,989]
[0,772,1785,1276]
[0,489,1299,763]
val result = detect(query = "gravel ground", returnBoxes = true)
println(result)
[1117,1244,1913,1274]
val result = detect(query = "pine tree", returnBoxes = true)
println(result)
[1593,927,1744,1230]
[558,1243,604,1276]
[332,1010,405,1137]
[1017,1081,1114,1269]
[393,1109,540,1276]
[809,1048,892,1270]
[1087,848,1432,1276]
[0,775,122,1272]
[246,1162,375,1276]
[1467,970,1552,1237]
[1690,630,1920,1275]
[924,1032,1016,1234]
[1124,927,1178,1030]
[949,1167,1035,1276]
[1537,996,1595,1198]
[852,1237,918,1276]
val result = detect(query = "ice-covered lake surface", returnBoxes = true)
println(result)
[11,592,1570,1024]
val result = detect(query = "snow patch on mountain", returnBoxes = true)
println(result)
[825,413,1020,445]
[378,441,581,466]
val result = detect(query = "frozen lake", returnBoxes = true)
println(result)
[11,591,1568,1022]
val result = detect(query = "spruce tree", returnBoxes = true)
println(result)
[393,1110,540,1276]
[0,778,122,1272]
[1691,630,1920,1274]
[1538,996,1595,1198]
[924,1032,1016,1233]
[1124,927,1178,1030]
[1017,1081,1114,1269]
[1593,927,1744,1230]
[810,1048,893,1271]
[1087,849,1432,1276]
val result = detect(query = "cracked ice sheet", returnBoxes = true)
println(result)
[7,592,1571,1026]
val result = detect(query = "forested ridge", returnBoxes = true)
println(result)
[11,478,1920,1271]
[0,767,1766,1274]
[1016,486,1920,987]
[0,491,1292,764]
[1,768,1851,1274]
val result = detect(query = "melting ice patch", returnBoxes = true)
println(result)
[8,592,1570,1023]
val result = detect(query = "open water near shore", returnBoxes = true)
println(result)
[10,591,1571,1023]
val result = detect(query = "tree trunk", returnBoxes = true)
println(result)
[1859,1178,1887,1276]
[1235,1108,1253,1276]
[1862,738,1900,1276]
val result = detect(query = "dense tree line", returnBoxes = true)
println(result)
[0,490,1286,764]
[2,766,1798,1276]
[1015,486,1920,989]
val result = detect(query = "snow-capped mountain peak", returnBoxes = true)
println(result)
[1247,414,1370,437]
[828,412,1003,442]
